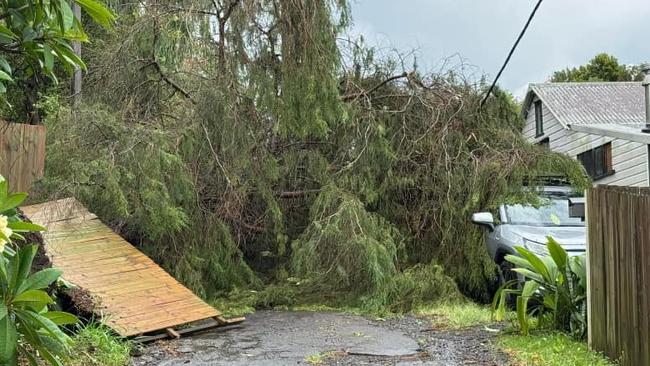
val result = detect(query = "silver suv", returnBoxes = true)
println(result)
[471,185,585,283]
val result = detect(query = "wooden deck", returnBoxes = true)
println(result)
[22,198,224,337]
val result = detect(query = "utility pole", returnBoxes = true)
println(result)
[71,2,82,108]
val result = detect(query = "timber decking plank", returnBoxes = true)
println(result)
[22,198,221,337]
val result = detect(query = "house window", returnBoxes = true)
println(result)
[577,142,614,180]
[534,101,543,137]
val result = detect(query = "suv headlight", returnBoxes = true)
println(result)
[523,238,548,256]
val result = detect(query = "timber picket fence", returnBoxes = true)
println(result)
[0,122,46,192]
[587,185,650,366]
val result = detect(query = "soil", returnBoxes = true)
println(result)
[130,310,511,366]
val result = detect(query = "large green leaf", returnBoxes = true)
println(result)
[0,177,7,199]
[514,246,552,283]
[512,267,544,283]
[569,255,587,290]
[0,315,17,364]
[18,268,62,293]
[6,248,21,295]
[516,280,540,335]
[0,302,6,321]
[50,41,86,71]
[491,279,519,321]
[7,221,46,232]
[12,289,54,310]
[74,0,115,28]
[0,58,10,74]
[0,70,12,82]
[504,254,536,273]
[42,311,78,326]
[547,236,568,273]
[0,24,17,43]
[57,0,75,33]
[17,310,69,343]
[42,44,55,73]
[8,220,45,231]
[12,245,38,295]
[0,193,28,212]
[36,346,64,366]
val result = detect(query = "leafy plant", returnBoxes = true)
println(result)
[0,0,114,92]
[0,175,79,365]
[492,237,587,339]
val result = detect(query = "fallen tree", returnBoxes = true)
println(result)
[35,0,588,307]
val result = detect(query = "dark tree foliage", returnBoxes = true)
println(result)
[36,0,588,306]
[550,53,644,82]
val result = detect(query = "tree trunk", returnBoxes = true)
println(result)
[71,2,82,107]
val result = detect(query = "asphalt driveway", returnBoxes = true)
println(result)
[131,310,508,366]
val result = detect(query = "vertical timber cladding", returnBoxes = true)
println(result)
[0,122,46,192]
[587,186,650,366]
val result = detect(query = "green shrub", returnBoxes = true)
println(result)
[492,237,587,338]
[0,176,79,365]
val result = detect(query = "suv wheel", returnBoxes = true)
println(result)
[498,259,517,285]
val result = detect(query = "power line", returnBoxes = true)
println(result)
[480,0,544,108]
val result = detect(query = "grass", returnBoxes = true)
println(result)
[415,301,506,329]
[305,351,334,365]
[416,302,614,366]
[66,322,132,366]
[499,332,614,366]
[210,288,260,317]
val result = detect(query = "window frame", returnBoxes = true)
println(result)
[577,142,615,181]
[534,100,544,137]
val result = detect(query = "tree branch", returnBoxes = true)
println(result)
[276,189,322,198]
[149,60,197,104]
[340,72,409,102]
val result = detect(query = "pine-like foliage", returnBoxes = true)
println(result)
[35,0,590,308]
[291,185,401,296]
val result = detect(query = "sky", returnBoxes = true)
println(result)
[350,0,650,98]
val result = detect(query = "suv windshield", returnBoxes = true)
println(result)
[505,196,584,227]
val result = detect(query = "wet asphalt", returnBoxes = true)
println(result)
[131,310,509,366]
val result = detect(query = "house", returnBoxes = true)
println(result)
[521,81,650,186]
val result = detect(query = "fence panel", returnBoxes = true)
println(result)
[0,122,46,192]
[588,186,650,366]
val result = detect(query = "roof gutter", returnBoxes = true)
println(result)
[569,123,650,145]
[642,65,650,133]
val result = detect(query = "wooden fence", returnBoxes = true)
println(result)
[0,122,46,192]
[587,185,650,366]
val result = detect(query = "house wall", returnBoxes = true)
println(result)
[523,95,649,187]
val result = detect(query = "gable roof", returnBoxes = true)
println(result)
[522,82,645,127]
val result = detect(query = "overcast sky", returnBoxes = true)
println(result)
[350,0,649,98]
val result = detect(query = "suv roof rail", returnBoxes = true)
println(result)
[522,175,572,187]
